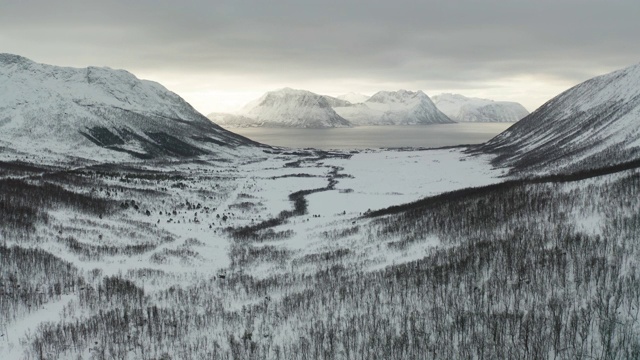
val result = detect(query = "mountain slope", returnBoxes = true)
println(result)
[479,62,640,174]
[227,88,351,128]
[432,93,529,122]
[0,54,257,162]
[334,90,454,125]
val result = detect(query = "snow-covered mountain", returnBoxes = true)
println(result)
[432,93,529,123]
[337,92,370,104]
[217,88,351,128]
[321,95,353,108]
[480,62,640,174]
[0,54,258,162]
[334,90,453,125]
[207,113,260,128]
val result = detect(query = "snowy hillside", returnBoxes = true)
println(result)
[480,62,640,173]
[225,88,352,128]
[0,53,257,162]
[337,92,370,104]
[334,90,454,125]
[432,93,529,122]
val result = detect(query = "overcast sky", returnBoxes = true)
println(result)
[1,0,639,114]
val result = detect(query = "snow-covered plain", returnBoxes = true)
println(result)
[312,149,502,215]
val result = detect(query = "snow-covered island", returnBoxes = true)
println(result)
[210,88,351,129]
[432,93,529,122]
[209,88,453,128]
[334,89,453,126]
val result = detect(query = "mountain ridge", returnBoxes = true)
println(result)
[224,88,352,128]
[478,62,640,174]
[334,89,454,126]
[432,93,529,123]
[0,53,258,162]
[209,88,454,128]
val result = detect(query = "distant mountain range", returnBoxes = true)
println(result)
[210,89,456,128]
[0,53,259,162]
[432,93,529,123]
[209,89,530,128]
[479,62,640,174]
[4,52,640,173]
[334,90,453,126]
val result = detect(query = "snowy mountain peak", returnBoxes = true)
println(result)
[0,53,36,66]
[367,90,429,104]
[0,54,257,162]
[252,88,333,110]
[334,89,453,126]
[432,93,529,123]
[230,88,351,128]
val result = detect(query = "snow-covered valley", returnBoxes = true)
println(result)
[2,55,640,359]
[3,144,640,359]
[0,147,501,357]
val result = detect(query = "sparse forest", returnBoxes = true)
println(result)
[1,149,639,360]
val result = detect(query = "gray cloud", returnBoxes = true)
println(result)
[1,0,639,111]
